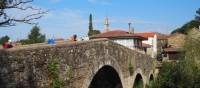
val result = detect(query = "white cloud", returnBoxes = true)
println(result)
[38,8,88,39]
[0,8,89,40]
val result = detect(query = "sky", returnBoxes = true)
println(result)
[0,0,200,41]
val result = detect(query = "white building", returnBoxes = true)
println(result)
[135,32,168,58]
[89,30,147,51]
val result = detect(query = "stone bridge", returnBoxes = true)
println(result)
[0,39,156,88]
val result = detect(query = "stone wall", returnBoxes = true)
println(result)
[0,39,155,88]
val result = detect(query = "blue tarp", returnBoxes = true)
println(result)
[47,39,55,44]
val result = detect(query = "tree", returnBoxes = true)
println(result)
[195,8,200,21]
[148,32,200,88]
[0,35,9,44]
[20,26,45,44]
[0,0,47,27]
[88,14,93,36]
[88,14,100,36]
[171,20,200,34]
[155,7,200,88]
[171,8,200,34]
[92,30,100,35]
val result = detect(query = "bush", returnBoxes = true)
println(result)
[148,30,200,88]
[47,57,64,88]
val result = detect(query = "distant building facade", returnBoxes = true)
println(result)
[135,32,168,58]
[90,30,147,52]
[163,27,200,61]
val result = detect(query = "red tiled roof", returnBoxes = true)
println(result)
[142,43,152,47]
[134,32,156,38]
[135,32,170,39]
[90,30,147,39]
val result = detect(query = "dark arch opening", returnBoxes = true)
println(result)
[133,74,143,88]
[149,74,154,81]
[89,65,123,88]
[149,74,154,85]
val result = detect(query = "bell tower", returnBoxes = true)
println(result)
[104,17,109,32]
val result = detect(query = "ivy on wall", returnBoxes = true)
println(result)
[47,56,64,88]
[128,60,134,76]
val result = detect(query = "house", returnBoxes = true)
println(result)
[134,32,169,58]
[161,33,186,61]
[163,48,183,61]
[90,30,147,52]
[163,27,200,61]
[89,17,148,52]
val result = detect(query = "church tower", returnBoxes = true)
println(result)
[104,16,109,32]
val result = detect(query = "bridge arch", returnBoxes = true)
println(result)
[149,74,154,81]
[133,73,143,88]
[147,70,155,85]
[148,73,154,86]
[132,68,145,88]
[88,65,123,88]
[82,54,125,88]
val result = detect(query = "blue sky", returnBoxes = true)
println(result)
[1,0,200,40]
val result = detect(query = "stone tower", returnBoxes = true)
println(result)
[104,17,109,32]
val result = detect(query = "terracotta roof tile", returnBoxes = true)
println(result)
[134,32,156,38]
[134,32,169,39]
[90,30,147,39]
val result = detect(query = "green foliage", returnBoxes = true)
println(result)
[47,57,64,88]
[195,8,200,21]
[89,30,100,36]
[88,29,101,36]
[20,26,46,44]
[89,14,93,31]
[148,62,185,88]
[148,61,200,88]
[19,39,30,45]
[134,81,143,88]
[171,8,200,34]
[0,35,9,44]
[88,14,101,36]
[184,32,200,62]
[128,62,134,76]
[88,14,93,36]
[148,32,200,88]
[171,20,200,34]
[66,65,74,80]
[48,57,59,79]
[50,79,64,88]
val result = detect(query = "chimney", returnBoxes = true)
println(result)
[128,22,132,33]
[132,27,134,34]
[104,17,109,32]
